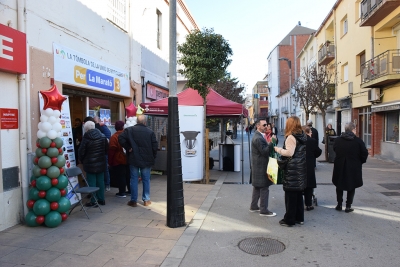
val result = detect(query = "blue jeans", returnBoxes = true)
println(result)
[129,165,151,202]
[104,155,110,186]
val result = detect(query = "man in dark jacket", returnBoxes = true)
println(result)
[78,121,109,206]
[307,119,319,143]
[119,115,158,207]
[249,119,276,217]
[93,116,112,192]
[332,122,368,213]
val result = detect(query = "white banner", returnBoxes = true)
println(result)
[53,43,130,97]
[179,106,204,181]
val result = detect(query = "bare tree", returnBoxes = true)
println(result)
[292,67,316,122]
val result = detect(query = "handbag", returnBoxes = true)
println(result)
[266,157,278,184]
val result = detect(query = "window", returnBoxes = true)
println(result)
[385,111,399,143]
[359,107,371,148]
[341,16,348,36]
[157,9,162,49]
[107,0,127,31]
[309,47,314,62]
[356,51,366,75]
[342,63,349,82]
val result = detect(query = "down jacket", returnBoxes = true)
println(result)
[282,132,307,192]
[78,128,109,173]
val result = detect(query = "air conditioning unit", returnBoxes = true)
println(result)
[368,88,381,103]
[332,100,339,108]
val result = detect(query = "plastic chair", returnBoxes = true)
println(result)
[65,167,102,219]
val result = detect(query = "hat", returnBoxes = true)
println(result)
[307,119,313,125]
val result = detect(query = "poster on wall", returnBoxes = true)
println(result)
[39,94,80,205]
[179,106,204,181]
[53,43,130,97]
[100,108,111,126]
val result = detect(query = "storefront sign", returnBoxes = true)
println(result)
[53,43,130,97]
[0,108,18,129]
[372,102,400,113]
[0,24,27,74]
[146,83,169,100]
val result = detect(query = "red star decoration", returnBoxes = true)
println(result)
[125,102,137,117]
[40,85,67,111]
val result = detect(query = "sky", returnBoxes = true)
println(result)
[184,0,337,94]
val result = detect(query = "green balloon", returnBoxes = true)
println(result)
[55,175,68,189]
[25,211,39,227]
[32,165,42,177]
[54,155,66,168]
[46,187,61,202]
[57,197,71,213]
[38,156,52,169]
[35,147,45,157]
[46,147,59,158]
[39,137,52,148]
[54,137,63,149]
[36,176,52,191]
[29,187,40,201]
[45,211,62,228]
[47,166,60,179]
[33,199,50,215]
[30,175,36,182]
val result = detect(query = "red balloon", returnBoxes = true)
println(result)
[36,142,40,148]
[51,178,59,186]
[60,189,66,196]
[59,167,64,174]
[27,199,35,209]
[50,202,59,210]
[34,157,39,164]
[38,191,46,198]
[41,148,47,154]
[40,169,47,175]
[58,148,63,154]
[125,102,138,117]
[40,85,67,111]
[31,180,36,187]
[61,213,68,221]
[51,157,58,164]
[36,215,45,225]
[50,142,56,147]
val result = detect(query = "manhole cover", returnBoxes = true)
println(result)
[238,237,285,256]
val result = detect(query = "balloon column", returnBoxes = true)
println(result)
[25,85,71,228]
[124,102,138,128]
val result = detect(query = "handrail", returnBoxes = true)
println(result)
[360,49,400,84]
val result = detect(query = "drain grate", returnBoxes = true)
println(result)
[238,237,285,256]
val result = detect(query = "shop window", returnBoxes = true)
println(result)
[88,97,120,126]
[385,111,399,143]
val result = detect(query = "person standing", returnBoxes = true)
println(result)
[108,121,127,198]
[93,116,112,192]
[332,122,368,213]
[72,118,83,158]
[119,115,158,207]
[249,119,276,217]
[78,121,108,206]
[304,127,322,211]
[274,116,307,226]
[307,119,319,143]
[271,122,279,145]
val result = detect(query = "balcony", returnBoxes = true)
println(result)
[361,49,400,88]
[318,41,335,65]
[259,100,269,106]
[281,107,289,114]
[360,0,400,27]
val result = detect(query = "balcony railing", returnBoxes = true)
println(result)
[281,107,289,114]
[360,0,400,27]
[361,49,400,87]
[318,42,335,65]
[259,100,269,106]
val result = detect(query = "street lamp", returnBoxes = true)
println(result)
[279,57,292,116]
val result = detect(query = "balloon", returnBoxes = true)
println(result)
[53,110,61,118]
[36,176,52,191]
[31,180,36,187]
[48,116,57,124]
[40,85,67,111]
[39,137,52,148]
[40,169,47,175]
[41,122,52,133]
[45,211,62,228]
[44,108,54,117]
[51,178,59,186]
[38,156,52,169]
[50,202,59,210]
[60,213,68,221]
[47,130,58,140]
[52,122,62,132]
[35,148,45,157]
[32,165,42,177]
[46,147,59,158]
[55,175,68,189]
[29,187,40,200]
[125,102,138,117]
[40,114,49,122]
[59,167,64,174]
[33,199,51,215]
[25,211,39,227]
[30,175,36,182]
[50,142,56,148]
[37,130,46,139]
[54,137,63,148]
[57,132,62,137]
[36,215,45,225]
[57,197,71,213]
[59,189,67,196]
[51,158,58,164]
[33,157,39,165]
[47,166,61,178]
[41,148,47,154]
[27,199,35,209]
[54,155,66,168]
[38,190,46,198]
[46,187,61,202]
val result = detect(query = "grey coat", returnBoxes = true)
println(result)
[251,131,274,188]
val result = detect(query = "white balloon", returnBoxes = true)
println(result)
[52,122,62,132]
[55,117,61,124]
[40,115,49,122]
[38,122,43,131]
[37,130,46,139]
[48,116,57,124]
[47,130,58,139]
[41,122,52,132]
[45,108,54,117]
[57,132,62,137]
[53,110,61,118]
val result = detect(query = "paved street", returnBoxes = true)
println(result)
[1,132,400,267]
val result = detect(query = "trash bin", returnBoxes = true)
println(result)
[328,136,338,163]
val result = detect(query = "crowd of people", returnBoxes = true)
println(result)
[250,116,368,227]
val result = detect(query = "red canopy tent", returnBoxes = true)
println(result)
[139,88,247,117]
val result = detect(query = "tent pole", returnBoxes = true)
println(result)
[241,115,244,184]
[247,117,252,184]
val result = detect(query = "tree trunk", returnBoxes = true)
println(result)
[321,110,328,161]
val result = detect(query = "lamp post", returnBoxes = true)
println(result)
[279,57,292,116]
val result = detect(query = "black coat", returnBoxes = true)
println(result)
[311,127,319,143]
[306,136,322,188]
[332,132,368,191]
[78,129,108,173]
[283,132,307,192]
[118,124,158,168]
[251,131,273,188]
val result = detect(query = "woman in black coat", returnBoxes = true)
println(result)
[304,127,322,211]
[332,122,368,213]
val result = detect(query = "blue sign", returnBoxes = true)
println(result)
[86,69,114,91]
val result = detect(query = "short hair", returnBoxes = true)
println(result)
[304,126,311,134]
[137,114,147,124]
[114,120,124,131]
[255,118,266,127]
[75,118,82,122]
[284,116,303,137]
[344,122,356,132]
[84,121,95,132]
[83,116,95,123]
[307,119,313,126]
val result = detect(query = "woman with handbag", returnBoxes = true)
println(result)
[274,116,307,227]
